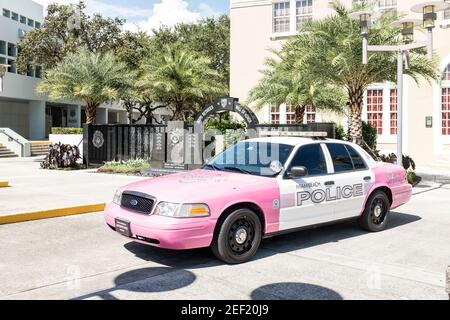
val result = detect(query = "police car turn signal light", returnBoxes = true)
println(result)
[189,206,210,216]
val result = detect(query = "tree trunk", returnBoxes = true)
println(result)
[295,105,306,124]
[85,102,99,124]
[172,101,184,121]
[348,90,364,145]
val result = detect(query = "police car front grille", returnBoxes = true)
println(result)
[121,191,155,214]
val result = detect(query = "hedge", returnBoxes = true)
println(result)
[51,127,83,135]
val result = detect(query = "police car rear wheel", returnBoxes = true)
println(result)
[211,208,262,264]
[358,190,390,232]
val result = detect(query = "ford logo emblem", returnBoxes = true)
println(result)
[130,199,139,206]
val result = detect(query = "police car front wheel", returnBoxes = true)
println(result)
[211,208,262,264]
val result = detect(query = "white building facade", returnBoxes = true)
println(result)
[230,0,450,166]
[0,0,129,141]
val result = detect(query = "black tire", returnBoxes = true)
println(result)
[211,208,262,264]
[358,190,390,232]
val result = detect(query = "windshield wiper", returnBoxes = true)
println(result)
[203,163,222,171]
[223,166,252,175]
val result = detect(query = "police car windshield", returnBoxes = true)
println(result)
[204,142,294,177]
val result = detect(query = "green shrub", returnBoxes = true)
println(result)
[98,159,150,174]
[362,121,377,152]
[334,123,346,140]
[205,116,245,135]
[51,127,83,135]
[407,171,417,185]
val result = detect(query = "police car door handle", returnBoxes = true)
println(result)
[324,181,335,186]
[364,176,372,181]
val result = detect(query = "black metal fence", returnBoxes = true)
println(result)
[83,124,166,167]
[83,122,336,167]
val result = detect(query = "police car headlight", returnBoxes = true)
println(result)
[154,202,210,218]
[113,190,123,205]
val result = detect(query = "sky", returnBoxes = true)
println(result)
[34,0,230,32]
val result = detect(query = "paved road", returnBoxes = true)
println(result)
[1,182,449,300]
[0,157,144,215]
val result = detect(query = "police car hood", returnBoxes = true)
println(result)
[119,169,273,203]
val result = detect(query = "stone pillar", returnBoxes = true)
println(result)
[28,100,45,140]
[215,135,225,155]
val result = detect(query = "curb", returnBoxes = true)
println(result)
[0,181,8,188]
[0,203,106,225]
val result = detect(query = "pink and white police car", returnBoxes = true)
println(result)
[104,137,412,264]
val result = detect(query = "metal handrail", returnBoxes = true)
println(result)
[0,128,25,156]
[0,129,25,146]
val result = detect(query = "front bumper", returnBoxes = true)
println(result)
[104,203,216,250]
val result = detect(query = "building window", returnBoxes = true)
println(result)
[444,9,450,20]
[35,21,41,29]
[367,89,383,134]
[286,105,297,124]
[35,65,43,78]
[20,15,26,24]
[443,64,450,136]
[390,89,398,135]
[443,88,450,135]
[0,40,6,55]
[7,43,16,57]
[11,12,18,21]
[306,106,316,123]
[378,0,397,9]
[0,57,6,65]
[7,59,16,73]
[273,1,290,33]
[28,18,34,27]
[3,9,10,18]
[443,65,450,81]
[270,105,281,124]
[296,0,313,30]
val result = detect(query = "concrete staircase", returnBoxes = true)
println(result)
[416,155,450,181]
[31,142,51,157]
[0,144,18,158]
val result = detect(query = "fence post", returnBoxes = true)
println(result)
[83,123,89,168]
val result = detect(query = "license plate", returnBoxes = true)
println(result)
[115,218,132,237]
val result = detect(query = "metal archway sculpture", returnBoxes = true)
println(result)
[194,97,259,129]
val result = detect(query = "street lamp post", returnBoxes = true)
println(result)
[350,1,450,167]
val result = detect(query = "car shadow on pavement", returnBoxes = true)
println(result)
[74,266,197,300]
[250,282,343,300]
[122,211,421,268]
[259,211,421,255]
[74,211,420,300]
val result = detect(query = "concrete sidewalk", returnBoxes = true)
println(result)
[0,157,145,216]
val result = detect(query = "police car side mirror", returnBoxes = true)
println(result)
[287,166,308,178]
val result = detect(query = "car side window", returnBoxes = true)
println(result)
[345,145,368,170]
[288,144,328,176]
[326,143,354,173]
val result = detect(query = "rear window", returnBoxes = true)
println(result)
[345,145,367,170]
[326,143,354,173]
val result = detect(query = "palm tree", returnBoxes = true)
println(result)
[139,45,226,121]
[248,49,346,122]
[283,0,439,143]
[38,48,132,123]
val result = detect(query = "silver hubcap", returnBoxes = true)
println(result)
[374,205,382,218]
[235,228,248,245]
